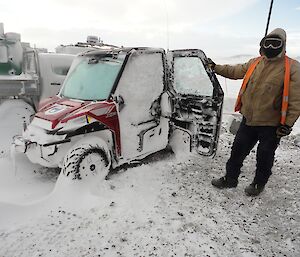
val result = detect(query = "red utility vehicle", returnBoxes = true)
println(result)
[14,48,223,181]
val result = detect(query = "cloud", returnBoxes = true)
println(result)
[1,0,260,56]
[285,30,300,57]
[296,6,300,10]
[2,0,258,32]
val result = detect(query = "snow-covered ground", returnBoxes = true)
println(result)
[0,57,299,257]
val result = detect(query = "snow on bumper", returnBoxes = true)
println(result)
[13,135,28,153]
[13,134,72,168]
[12,118,72,167]
[26,141,71,168]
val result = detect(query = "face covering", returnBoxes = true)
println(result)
[262,46,283,58]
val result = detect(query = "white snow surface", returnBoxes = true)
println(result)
[0,56,300,257]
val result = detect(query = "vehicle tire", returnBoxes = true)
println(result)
[62,145,110,181]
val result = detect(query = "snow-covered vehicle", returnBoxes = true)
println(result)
[1,23,117,111]
[14,47,224,180]
[55,35,118,55]
[0,23,75,109]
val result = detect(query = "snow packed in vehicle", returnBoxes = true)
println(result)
[13,47,224,181]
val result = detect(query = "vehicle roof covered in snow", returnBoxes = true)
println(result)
[80,47,165,57]
[169,49,207,58]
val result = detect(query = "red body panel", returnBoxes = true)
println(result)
[35,97,121,156]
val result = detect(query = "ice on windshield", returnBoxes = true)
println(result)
[174,57,213,97]
[61,56,123,100]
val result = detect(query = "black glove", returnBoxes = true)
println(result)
[207,58,216,70]
[276,125,292,138]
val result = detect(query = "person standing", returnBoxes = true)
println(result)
[209,28,300,196]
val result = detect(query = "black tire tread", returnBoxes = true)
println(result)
[62,145,109,180]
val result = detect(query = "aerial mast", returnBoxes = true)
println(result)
[265,0,274,36]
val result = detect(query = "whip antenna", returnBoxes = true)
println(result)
[265,0,274,36]
[163,0,170,50]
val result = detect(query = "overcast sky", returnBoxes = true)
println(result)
[1,0,300,58]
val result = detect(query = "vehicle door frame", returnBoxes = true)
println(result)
[167,49,224,156]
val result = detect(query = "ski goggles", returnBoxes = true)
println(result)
[263,37,283,49]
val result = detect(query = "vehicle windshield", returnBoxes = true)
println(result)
[60,54,125,100]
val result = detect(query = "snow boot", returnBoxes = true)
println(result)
[244,183,265,196]
[211,177,238,189]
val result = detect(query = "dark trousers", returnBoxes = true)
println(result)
[226,117,280,185]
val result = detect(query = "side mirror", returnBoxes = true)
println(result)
[113,95,125,111]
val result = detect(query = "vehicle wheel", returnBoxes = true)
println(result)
[62,145,109,181]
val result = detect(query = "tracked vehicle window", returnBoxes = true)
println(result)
[61,56,124,100]
[174,57,213,97]
[24,52,37,74]
[52,66,70,76]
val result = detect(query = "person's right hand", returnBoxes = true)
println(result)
[276,125,292,138]
[207,58,216,70]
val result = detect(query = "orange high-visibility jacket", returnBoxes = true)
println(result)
[215,55,300,127]
[235,55,293,125]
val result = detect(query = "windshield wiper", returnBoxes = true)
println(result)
[88,58,99,64]
[88,58,122,65]
[101,59,122,64]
